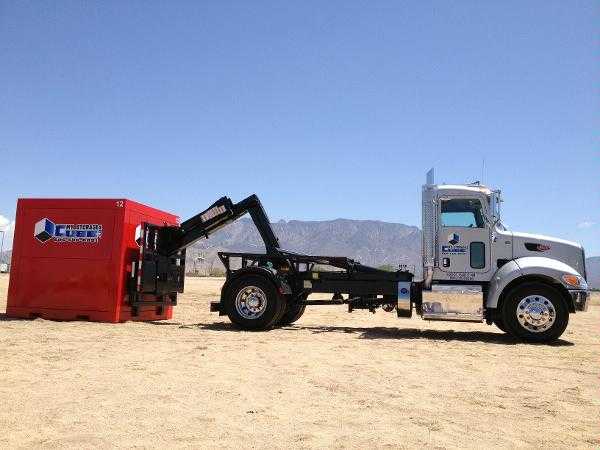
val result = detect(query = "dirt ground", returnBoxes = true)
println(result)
[0,274,598,449]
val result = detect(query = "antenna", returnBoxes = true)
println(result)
[0,229,4,265]
[481,158,485,185]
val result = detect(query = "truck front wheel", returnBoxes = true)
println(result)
[501,282,569,343]
[494,316,508,333]
[223,275,285,330]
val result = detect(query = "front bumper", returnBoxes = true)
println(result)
[569,290,590,312]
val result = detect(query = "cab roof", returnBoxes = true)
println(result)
[430,184,493,196]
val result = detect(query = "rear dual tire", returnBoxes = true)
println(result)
[278,301,306,326]
[223,276,285,330]
[223,275,307,330]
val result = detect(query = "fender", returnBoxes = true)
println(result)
[220,266,292,302]
[486,256,583,309]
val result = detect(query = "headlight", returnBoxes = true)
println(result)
[562,274,588,289]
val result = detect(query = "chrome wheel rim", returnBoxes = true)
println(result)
[516,295,555,333]
[235,286,267,319]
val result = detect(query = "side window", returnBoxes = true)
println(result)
[441,198,485,228]
[470,242,486,269]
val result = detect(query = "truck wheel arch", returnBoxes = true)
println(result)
[487,258,576,313]
[220,267,290,303]
[495,275,574,314]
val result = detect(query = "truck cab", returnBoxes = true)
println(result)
[421,169,589,341]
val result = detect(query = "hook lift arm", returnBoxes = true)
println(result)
[128,194,281,310]
[160,194,281,256]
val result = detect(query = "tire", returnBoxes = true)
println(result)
[501,282,569,343]
[223,275,285,330]
[277,301,306,326]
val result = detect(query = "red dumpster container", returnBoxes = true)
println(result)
[6,199,179,322]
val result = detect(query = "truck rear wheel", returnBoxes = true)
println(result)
[501,282,569,343]
[223,275,285,330]
[277,301,306,326]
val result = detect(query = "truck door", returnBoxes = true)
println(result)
[437,196,490,279]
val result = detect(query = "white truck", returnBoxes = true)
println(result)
[131,170,589,343]
[419,169,588,341]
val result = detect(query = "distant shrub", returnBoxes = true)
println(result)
[185,271,203,277]
[208,267,226,277]
[185,266,226,277]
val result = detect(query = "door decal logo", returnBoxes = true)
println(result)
[34,218,103,244]
[442,232,466,254]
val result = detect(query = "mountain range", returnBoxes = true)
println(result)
[585,256,600,290]
[186,218,422,275]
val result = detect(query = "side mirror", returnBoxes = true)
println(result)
[490,194,498,221]
[489,191,502,225]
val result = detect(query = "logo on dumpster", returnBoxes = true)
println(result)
[34,218,103,244]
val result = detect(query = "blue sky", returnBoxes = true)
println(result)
[0,1,598,255]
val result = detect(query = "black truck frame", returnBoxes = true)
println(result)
[128,194,419,328]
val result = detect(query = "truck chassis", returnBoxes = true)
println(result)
[215,250,416,312]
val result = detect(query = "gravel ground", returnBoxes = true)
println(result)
[1,274,599,449]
